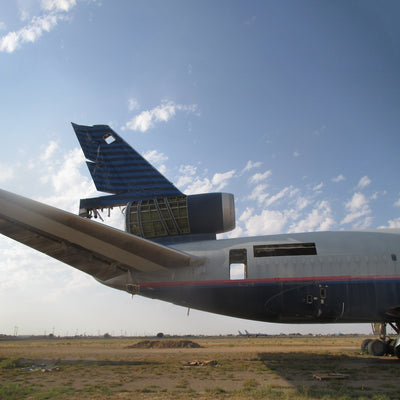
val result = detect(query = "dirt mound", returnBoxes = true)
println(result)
[126,339,202,349]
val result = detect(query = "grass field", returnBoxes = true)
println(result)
[0,335,399,399]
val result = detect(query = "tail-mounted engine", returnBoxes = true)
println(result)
[125,193,235,242]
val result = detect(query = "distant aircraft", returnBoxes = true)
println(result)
[1,123,400,358]
[238,330,269,337]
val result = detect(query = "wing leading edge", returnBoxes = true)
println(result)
[0,189,202,281]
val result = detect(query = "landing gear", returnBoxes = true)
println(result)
[361,338,372,353]
[367,339,387,356]
[361,322,400,358]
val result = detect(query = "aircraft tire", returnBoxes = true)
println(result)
[367,339,387,356]
[361,339,372,353]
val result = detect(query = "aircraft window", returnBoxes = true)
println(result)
[253,243,317,257]
[306,295,313,304]
[391,254,397,261]
[230,248,247,264]
[320,288,327,299]
[103,133,116,144]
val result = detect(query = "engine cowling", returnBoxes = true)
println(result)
[125,193,235,242]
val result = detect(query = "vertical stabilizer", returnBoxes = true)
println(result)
[72,123,182,197]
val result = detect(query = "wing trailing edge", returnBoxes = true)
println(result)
[0,189,202,281]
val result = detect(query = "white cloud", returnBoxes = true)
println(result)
[0,163,14,183]
[290,200,335,233]
[143,150,168,166]
[181,169,235,195]
[243,160,262,172]
[17,0,35,22]
[0,16,52,52]
[332,174,345,183]
[186,179,212,194]
[313,182,323,191]
[0,0,76,53]
[1,14,56,53]
[143,150,168,174]
[128,98,139,111]
[211,170,236,191]
[176,164,197,188]
[248,183,269,205]
[124,100,198,132]
[239,208,287,236]
[40,140,59,161]
[381,217,400,229]
[357,176,371,189]
[249,170,272,184]
[238,207,254,223]
[341,192,371,226]
[294,196,310,212]
[179,164,197,176]
[248,185,294,208]
[265,186,293,207]
[394,196,400,207]
[37,147,95,211]
[293,151,300,158]
[176,163,235,195]
[41,0,76,12]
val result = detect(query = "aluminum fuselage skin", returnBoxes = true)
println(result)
[105,229,400,324]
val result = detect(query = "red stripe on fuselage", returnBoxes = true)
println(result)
[137,274,400,289]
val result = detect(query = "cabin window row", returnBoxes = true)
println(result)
[253,243,317,257]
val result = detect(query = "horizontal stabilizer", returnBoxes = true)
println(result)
[0,189,202,281]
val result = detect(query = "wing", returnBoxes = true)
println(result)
[0,189,202,282]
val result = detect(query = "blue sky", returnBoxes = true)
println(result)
[1,0,400,336]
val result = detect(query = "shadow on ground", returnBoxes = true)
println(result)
[257,351,399,399]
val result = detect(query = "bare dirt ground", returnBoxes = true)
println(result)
[0,335,399,399]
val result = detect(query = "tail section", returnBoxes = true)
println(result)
[73,123,235,243]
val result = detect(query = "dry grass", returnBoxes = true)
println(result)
[0,335,398,399]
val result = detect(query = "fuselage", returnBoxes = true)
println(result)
[105,229,400,324]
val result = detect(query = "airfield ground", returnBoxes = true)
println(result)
[0,335,399,399]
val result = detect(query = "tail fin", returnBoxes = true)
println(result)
[72,123,182,216]
[72,123,181,197]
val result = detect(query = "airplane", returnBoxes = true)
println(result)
[238,330,269,337]
[1,123,400,358]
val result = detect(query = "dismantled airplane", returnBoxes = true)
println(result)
[1,123,400,358]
